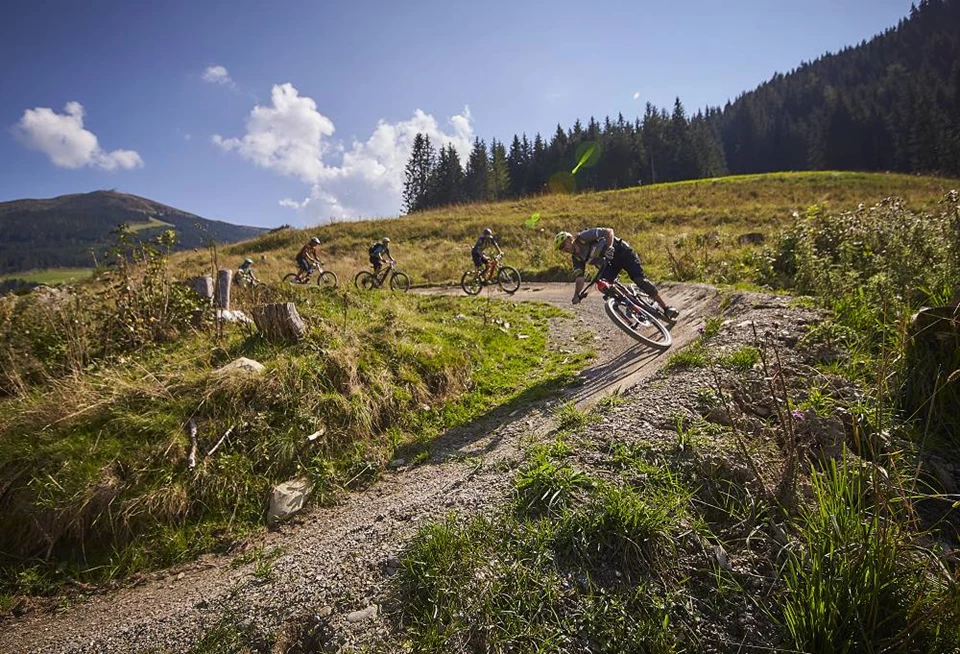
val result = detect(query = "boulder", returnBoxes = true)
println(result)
[215,357,265,375]
[268,478,313,523]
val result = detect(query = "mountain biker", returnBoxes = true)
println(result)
[472,227,503,280]
[554,228,680,320]
[369,237,394,274]
[236,257,259,286]
[295,236,323,282]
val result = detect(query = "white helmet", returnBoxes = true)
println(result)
[310,236,320,245]
[382,237,391,244]
[482,227,493,236]
[554,231,572,250]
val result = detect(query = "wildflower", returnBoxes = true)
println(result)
[791,409,805,422]
[697,326,705,335]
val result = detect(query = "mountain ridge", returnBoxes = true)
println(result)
[0,189,266,275]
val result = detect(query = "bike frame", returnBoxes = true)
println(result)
[579,263,657,315]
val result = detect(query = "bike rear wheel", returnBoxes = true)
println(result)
[317,270,338,289]
[604,296,672,350]
[390,271,411,292]
[354,270,376,290]
[497,266,521,294]
[461,269,483,295]
[283,273,303,285]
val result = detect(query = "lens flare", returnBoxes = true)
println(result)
[525,212,541,228]
[572,141,601,175]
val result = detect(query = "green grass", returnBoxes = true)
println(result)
[665,343,709,370]
[0,289,589,597]
[0,267,93,284]
[716,346,760,372]
[392,441,688,653]
[782,455,959,653]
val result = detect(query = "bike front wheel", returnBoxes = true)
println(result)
[317,271,339,289]
[604,297,672,350]
[354,270,376,291]
[497,266,522,294]
[461,269,483,295]
[390,271,411,292]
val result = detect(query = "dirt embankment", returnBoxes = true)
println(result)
[1,281,731,653]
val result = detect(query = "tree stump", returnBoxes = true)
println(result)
[252,302,307,342]
[215,269,232,310]
[189,276,214,303]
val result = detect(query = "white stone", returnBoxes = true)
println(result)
[267,478,312,523]
[216,357,265,375]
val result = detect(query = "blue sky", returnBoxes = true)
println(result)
[1,0,913,228]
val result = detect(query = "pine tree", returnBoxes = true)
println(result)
[488,139,510,201]
[401,133,436,213]
[464,137,490,202]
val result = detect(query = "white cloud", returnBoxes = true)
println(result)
[633,91,641,100]
[12,101,143,170]
[279,197,310,210]
[215,83,474,220]
[202,65,234,87]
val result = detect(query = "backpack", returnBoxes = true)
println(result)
[368,243,379,257]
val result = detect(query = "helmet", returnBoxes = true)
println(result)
[554,231,572,250]
[244,258,253,265]
[382,237,391,244]
[310,236,320,245]
[482,227,493,236]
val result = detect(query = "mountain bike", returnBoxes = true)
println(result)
[578,264,673,350]
[283,261,339,289]
[354,260,410,292]
[460,254,521,295]
[235,269,264,288]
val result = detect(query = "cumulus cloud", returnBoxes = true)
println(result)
[12,101,143,170]
[202,65,234,87]
[214,83,473,220]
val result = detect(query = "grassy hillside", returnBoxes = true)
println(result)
[0,190,265,275]
[175,171,957,288]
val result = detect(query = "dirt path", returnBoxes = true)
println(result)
[0,282,720,654]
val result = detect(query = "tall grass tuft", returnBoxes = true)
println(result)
[782,455,959,653]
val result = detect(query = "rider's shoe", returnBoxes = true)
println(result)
[663,306,680,321]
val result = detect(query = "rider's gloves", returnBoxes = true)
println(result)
[603,246,615,261]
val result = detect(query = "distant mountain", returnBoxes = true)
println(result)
[0,190,266,275]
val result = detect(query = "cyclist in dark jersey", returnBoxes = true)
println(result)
[295,237,322,282]
[369,237,393,274]
[554,228,679,319]
[471,228,503,279]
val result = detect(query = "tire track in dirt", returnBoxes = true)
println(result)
[0,282,720,653]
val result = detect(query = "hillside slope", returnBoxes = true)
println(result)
[0,190,265,274]
[175,171,957,288]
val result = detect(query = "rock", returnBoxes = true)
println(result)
[346,605,378,623]
[317,606,333,618]
[737,232,766,246]
[216,357,265,375]
[387,458,406,469]
[268,478,313,523]
[216,308,253,324]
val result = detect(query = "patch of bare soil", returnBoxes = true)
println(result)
[3,282,820,654]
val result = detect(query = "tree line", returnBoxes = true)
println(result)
[403,0,960,213]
